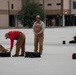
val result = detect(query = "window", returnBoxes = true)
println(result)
[73,2,76,9]
[56,3,61,5]
[39,4,43,6]
[48,3,52,6]
[11,4,14,9]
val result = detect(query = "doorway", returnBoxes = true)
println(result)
[46,15,60,27]
[9,15,15,27]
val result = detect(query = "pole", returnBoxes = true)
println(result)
[43,0,44,10]
[8,1,10,27]
[61,0,65,27]
[62,14,65,26]
[43,0,46,25]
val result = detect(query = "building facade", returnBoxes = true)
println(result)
[38,0,76,26]
[0,0,76,27]
[0,0,22,27]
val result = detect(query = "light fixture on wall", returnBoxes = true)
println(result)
[65,12,67,14]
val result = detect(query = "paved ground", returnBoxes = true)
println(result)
[0,27,76,75]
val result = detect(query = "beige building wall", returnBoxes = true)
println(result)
[63,0,70,14]
[38,0,71,15]
[44,0,61,15]
[38,0,62,15]
[44,0,61,10]
[63,0,70,9]
[0,0,22,10]
[0,14,8,27]
[0,0,22,27]
[10,0,22,10]
[0,0,8,10]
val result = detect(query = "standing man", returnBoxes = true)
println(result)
[5,31,26,57]
[33,15,45,55]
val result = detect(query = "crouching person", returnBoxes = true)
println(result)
[5,31,26,57]
[33,15,45,55]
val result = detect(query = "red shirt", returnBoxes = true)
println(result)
[7,31,21,49]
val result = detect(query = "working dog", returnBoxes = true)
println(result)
[0,45,8,53]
